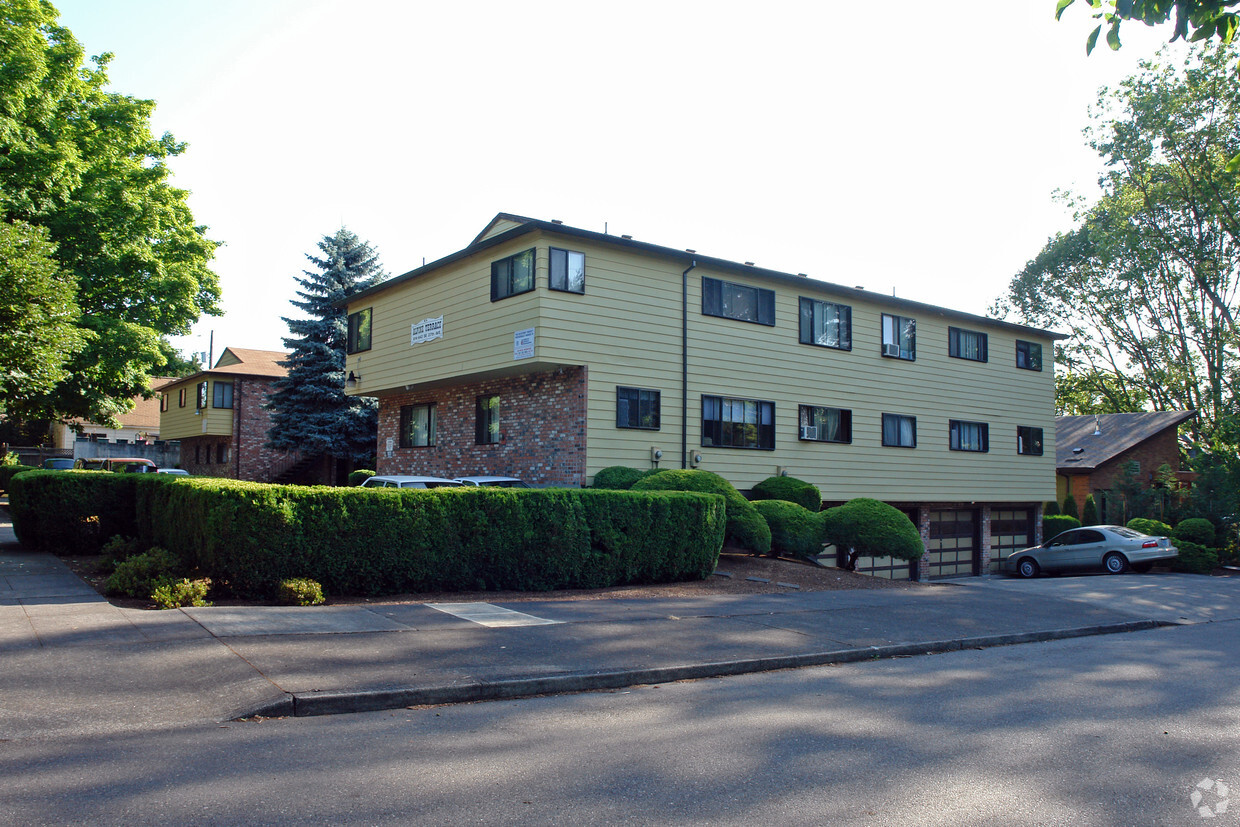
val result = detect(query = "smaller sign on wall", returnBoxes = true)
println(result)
[514,327,535,360]
[385,437,394,458]
[411,316,444,345]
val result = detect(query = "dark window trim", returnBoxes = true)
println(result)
[1016,340,1043,371]
[616,386,661,430]
[949,419,990,452]
[797,404,853,444]
[948,326,988,362]
[881,313,916,361]
[195,381,208,410]
[1017,425,1044,456]
[701,276,776,326]
[475,394,501,445]
[347,307,373,354]
[798,297,853,351]
[549,247,586,294]
[178,388,186,408]
[881,413,917,448]
[399,402,437,448]
[160,394,168,412]
[701,394,776,451]
[490,248,536,302]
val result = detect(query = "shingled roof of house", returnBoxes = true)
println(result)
[1056,411,1196,472]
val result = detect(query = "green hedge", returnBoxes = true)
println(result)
[139,479,726,597]
[632,469,771,554]
[1171,540,1219,574]
[1127,517,1173,538]
[752,500,823,559]
[1042,514,1081,540]
[591,466,658,490]
[8,470,150,554]
[0,464,37,493]
[1173,518,1217,547]
[750,476,822,512]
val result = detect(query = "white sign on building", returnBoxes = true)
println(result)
[513,327,535,360]
[411,316,444,345]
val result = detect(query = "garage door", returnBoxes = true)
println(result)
[990,508,1034,574]
[927,509,979,579]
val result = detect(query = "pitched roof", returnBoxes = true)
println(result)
[343,212,1067,341]
[1055,411,1196,472]
[152,348,289,391]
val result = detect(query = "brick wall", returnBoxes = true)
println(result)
[1068,426,1182,514]
[375,366,587,486]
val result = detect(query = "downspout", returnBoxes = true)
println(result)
[681,260,697,469]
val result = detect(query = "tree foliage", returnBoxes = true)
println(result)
[994,43,1240,448]
[265,229,384,463]
[1057,0,1240,55]
[0,0,220,425]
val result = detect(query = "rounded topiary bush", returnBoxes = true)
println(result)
[632,469,772,554]
[1043,500,1061,516]
[750,476,822,512]
[1173,518,1216,547]
[1042,514,1081,541]
[752,499,824,559]
[591,466,658,490]
[821,498,922,571]
[106,547,181,598]
[348,469,376,486]
[1171,540,1219,574]
[1127,517,1173,538]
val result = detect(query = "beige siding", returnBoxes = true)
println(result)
[158,378,235,440]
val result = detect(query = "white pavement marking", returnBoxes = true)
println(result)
[426,602,561,628]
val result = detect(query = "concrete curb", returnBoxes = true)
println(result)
[257,618,1171,719]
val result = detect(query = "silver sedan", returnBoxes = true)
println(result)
[1002,525,1178,578]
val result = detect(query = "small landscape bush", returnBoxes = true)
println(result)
[1061,495,1080,520]
[278,577,326,606]
[591,466,658,490]
[99,534,147,574]
[1081,495,1099,526]
[632,469,771,554]
[1127,517,1173,538]
[1173,517,1217,547]
[106,547,180,598]
[150,577,212,609]
[821,498,922,571]
[348,469,376,486]
[1043,500,1060,516]
[1171,540,1219,575]
[752,499,824,559]
[750,475,822,512]
[1043,514,1081,540]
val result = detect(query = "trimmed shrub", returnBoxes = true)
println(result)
[278,577,326,606]
[0,464,36,492]
[106,547,180,597]
[821,498,922,571]
[1173,518,1217,547]
[100,535,147,574]
[348,469,376,486]
[591,466,657,490]
[1081,495,1099,526]
[1042,514,1081,540]
[632,469,771,554]
[150,577,212,609]
[752,499,824,559]
[1171,540,1219,574]
[1127,517,1173,538]
[8,470,149,554]
[1043,500,1061,516]
[750,476,822,512]
[1061,495,1080,520]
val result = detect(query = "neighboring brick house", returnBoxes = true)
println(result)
[154,348,295,481]
[1055,411,1196,520]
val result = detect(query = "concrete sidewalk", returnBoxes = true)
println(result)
[0,505,1179,740]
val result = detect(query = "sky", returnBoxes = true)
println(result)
[51,0,1187,359]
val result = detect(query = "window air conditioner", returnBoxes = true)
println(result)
[800,426,818,440]
[882,343,901,357]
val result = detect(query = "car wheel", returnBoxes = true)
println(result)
[1017,558,1040,578]
[1103,552,1127,574]
[1131,562,1152,574]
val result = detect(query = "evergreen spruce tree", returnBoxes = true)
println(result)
[266,229,385,468]
[1082,495,1099,526]
[1062,495,1081,520]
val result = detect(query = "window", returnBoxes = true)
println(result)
[701,277,775,326]
[490,248,535,301]
[347,308,372,354]
[549,248,585,293]
[212,381,233,409]
[1016,340,1042,371]
[196,381,208,410]
[882,413,917,448]
[799,298,852,350]
[178,388,186,408]
[476,395,500,444]
[216,443,229,464]
[881,314,916,360]
[949,419,989,452]
[948,327,988,362]
[617,387,661,430]
[399,403,436,447]
[701,395,775,450]
[1017,426,1043,456]
[160,394,168,412]
[798,405,852,443]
